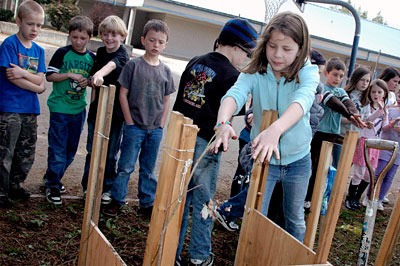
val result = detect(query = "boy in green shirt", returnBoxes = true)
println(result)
[44,16,95,206]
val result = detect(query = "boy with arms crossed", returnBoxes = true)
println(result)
[0,0,46,208]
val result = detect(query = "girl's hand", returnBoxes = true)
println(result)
[210,124,237,154]
[366,121,374,129]
[252,124,282,163]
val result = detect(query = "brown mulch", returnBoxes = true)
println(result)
[1,196,400,265]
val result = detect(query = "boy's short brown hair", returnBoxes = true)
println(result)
[142,19,169,41]
[98,15,128,37]
[326,57,346,73]
[17,0,44,20]
[69,16,94,38]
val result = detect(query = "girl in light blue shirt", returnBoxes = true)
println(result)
[212,11,319,242]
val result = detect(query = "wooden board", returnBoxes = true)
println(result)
[240,210,317,265]
[86,221,126,266]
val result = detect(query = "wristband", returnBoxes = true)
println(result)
[215,120,232,128]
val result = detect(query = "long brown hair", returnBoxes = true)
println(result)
[367,79,389,113]
[345,66,371,106]
[242,11,310,83]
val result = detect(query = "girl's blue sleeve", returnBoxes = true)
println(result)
[221,73,253,115]
[294,61,319,112]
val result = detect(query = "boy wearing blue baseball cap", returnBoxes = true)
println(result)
[173,18,258,265]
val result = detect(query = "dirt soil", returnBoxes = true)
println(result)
[1,43,400,266]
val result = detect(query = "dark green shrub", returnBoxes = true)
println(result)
[0,8,14,22]
[87,1,116,37]
[45,1,80,31]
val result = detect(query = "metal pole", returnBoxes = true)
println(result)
[304,0,361,78]
[125,7,136,46]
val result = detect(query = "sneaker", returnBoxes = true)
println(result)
[41,179,66,194]
[46,187,62,206]
[378,201,384,211]
[190,253,214,266]
[345,198,355,211]
[0,195,13,208]
[215,207,239,232]
[362,197,368,207]
[8,187,30,201]
[101,192,112,205]
[304,201,311,213]
[60,184,67,194]
[175,256,188,266]
[102,200,122,217]
[382,195,390,204]
[138,205,153,219]
[352,200,361,210]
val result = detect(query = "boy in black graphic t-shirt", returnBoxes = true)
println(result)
[173,18,258,265]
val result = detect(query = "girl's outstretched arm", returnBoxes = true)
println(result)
[211,97,238,153]
[252,102,303,163]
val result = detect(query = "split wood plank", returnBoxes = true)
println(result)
[143,111,198,266]
[316,131,358,263]
[86,221,126,266]
[78,85,115,266]
[375,193,400,265]
[304,141,333,248]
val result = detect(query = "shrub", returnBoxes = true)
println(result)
[87,1,116,37]
[45,0,81,31]
[0,8,14,22]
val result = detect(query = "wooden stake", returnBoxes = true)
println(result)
[143,112,198,266]
[78,85,115,266]
[235,110,278,264]
[375,193,400,265]
[304,141,333,248]
[316,131,358,263]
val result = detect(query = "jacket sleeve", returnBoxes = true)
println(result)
[342,99,359,116]
[322,91,351,119]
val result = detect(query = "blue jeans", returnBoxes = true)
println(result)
[261,154,311,242]
[110,124,162,207]
[81,117,123,192]
[176,137,222,261]
[45,111,86,189]
[220,182,249,220]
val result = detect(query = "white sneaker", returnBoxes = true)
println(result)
[362,197,368,207]
[378,201,384,211]
[382,195,390,204]
[101,192,112,205]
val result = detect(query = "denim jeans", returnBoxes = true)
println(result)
[110,124,162,207]
[220,181,249,220]
[261,154,311,242]
[176,136,222,261]
[0,113,37,196]
[81,117,123,192]
[44,111,85,190]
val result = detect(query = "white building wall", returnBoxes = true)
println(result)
[164,15,220,59]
